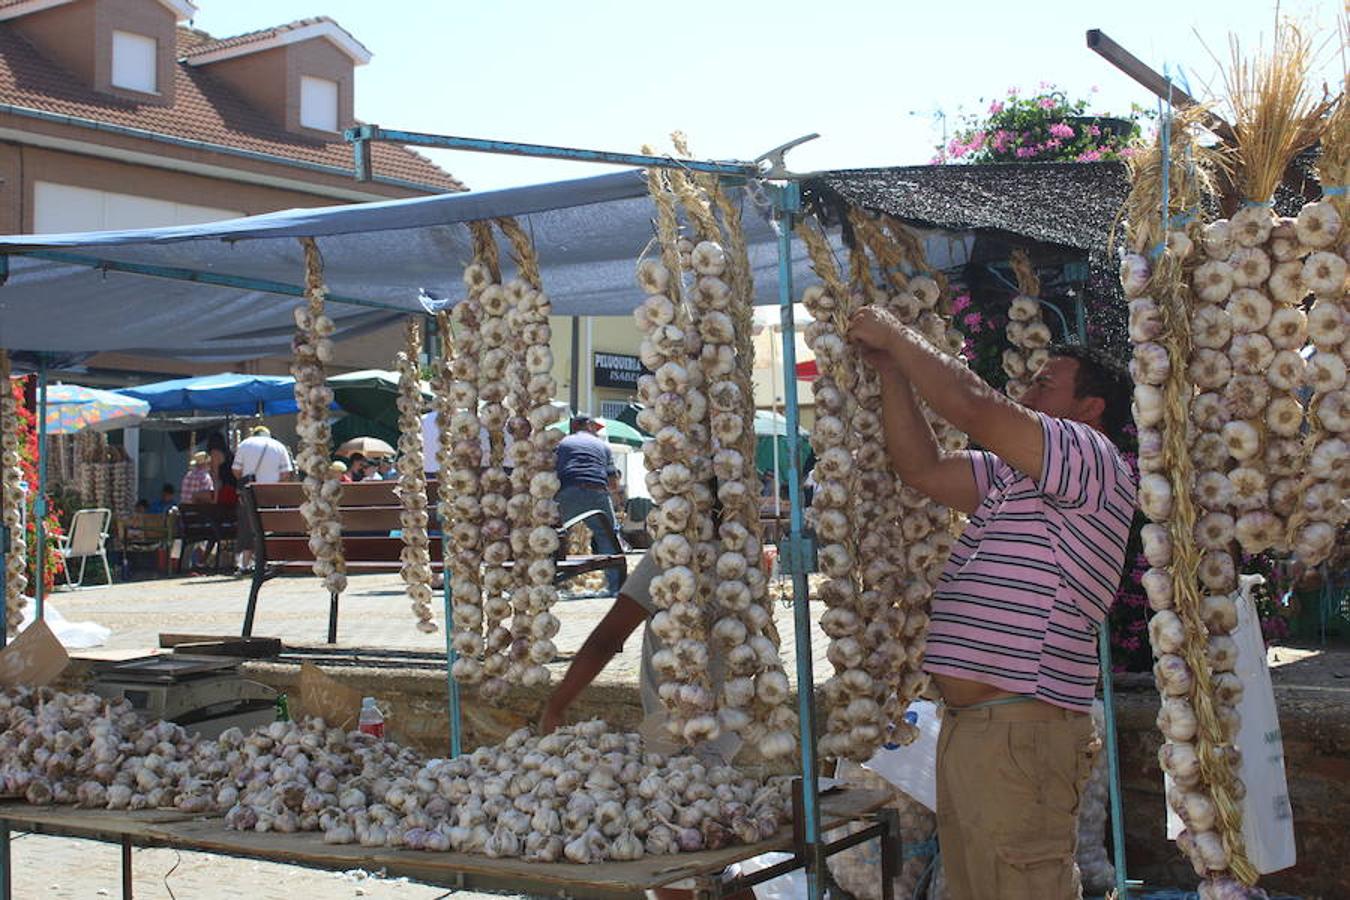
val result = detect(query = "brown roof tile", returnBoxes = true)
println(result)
[179,16,371,62]
[0,23,463,193]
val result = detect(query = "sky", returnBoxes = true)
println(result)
[190,0,1346,190]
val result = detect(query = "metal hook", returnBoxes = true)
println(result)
[754,134,821,179]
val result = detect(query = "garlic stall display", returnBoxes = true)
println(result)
[1002,248,1052,401]
[292,238,347,597]
[0,685,793,864]
[0,350,27,636]
[394,318,438,634]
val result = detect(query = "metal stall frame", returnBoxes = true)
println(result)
[0,129,1134,898]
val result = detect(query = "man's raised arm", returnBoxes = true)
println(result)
[850,307,1045,486]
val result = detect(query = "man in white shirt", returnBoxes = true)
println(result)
[232,425,294,573]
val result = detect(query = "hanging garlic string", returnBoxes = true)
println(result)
[636,154,718,746]
[793,219,876,762]
[1003,249,1052,400]
[1123,123,1256,886]
[0,350,28,636]
[497,215,562,690]
[394,317,437,634]
[293,238,346,597]
[444,253,489,686]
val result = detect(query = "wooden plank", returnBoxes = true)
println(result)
[252,481,440,509]
[263,537,445,563]
[0,789,888,895]
[259,507,420,534]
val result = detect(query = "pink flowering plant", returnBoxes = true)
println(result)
[935,84,1149,164]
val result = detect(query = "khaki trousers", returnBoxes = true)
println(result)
[935,698,1100,900]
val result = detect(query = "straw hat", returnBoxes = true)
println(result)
[250,425,271,436]
[328,460,348,474]
[190,450,210,465]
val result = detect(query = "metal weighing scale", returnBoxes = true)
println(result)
[90,655,277,739]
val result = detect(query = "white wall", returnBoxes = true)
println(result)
[32,181,241,233]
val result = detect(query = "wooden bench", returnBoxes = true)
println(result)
[241,481,627,643]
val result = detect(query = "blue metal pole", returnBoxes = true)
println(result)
[442,555,462,759]
[14,251,407,314]
[770,182,823,899]
[343,126,761,180]
[1099,626,1129,899]
[34,362,46,621]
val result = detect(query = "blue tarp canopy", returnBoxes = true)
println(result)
[115,373,300,415]
[0,169,973,361]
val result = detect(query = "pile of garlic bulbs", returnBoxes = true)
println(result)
[0,351,27,636]
[1001,249,1053,401]
[291,239,346,596]
[1076,702,1115,894]
[826,760,938,900]
[394,318,437,634]
[0,685,792,864]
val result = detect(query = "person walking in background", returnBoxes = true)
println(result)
[232,425,294,573]
[556,414,624,596]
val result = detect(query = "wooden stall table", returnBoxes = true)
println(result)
[0,787,895,900]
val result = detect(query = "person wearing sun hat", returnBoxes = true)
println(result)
[180,450,215,503]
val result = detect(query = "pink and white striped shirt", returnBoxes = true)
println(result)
[924,413,1137,711]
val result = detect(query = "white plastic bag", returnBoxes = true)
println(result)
[19,600,109,649]
[861,699,941,812]
[1166,576,1295,874]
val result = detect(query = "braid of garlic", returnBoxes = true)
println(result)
[1003,248,1052,400]
[0,351,28,636]
[498,216,561,691]
[636,156,717,747]
[468,223,517,703]
[795,220,876,762]
[293,238,346,596]
[395,317,436,634]
[444,235,493,687]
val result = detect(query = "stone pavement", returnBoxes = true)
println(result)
[47,556,835,688]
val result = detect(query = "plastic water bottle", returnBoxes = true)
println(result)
[358,697,385,739]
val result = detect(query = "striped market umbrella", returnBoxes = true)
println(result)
[45,384,151,435]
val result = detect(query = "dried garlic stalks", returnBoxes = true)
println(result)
[292,239,346,596]
[394,318,437,634]
[1002,248,1052,400]
[0,351,27,636]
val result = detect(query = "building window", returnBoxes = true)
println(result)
[300,76,339,132]
[111,31,157,93]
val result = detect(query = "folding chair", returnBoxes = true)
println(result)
[55,508,113,589]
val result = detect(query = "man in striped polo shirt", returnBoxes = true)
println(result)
[849,307,1135,900]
